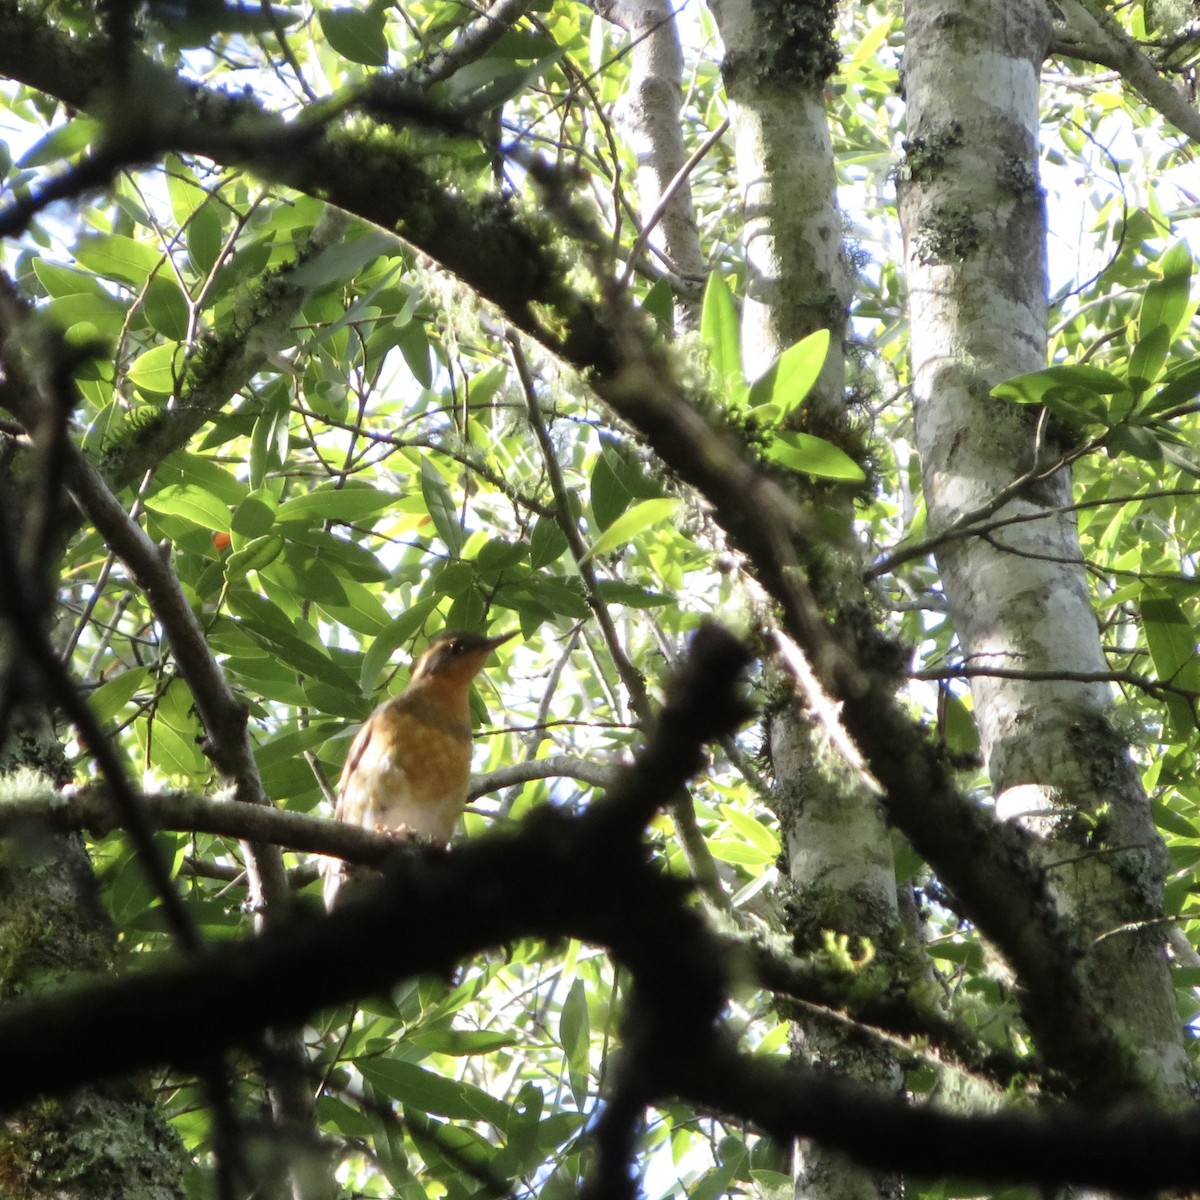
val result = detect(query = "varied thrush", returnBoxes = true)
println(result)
[321,629,514,909]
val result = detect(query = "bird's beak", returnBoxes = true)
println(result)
[483,631,517,651]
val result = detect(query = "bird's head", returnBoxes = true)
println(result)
[409,629,515,688]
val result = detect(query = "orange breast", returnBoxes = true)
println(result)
[337,698,473,842]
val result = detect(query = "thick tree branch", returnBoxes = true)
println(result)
[0,627,1196,1191]
[673,1037,1200,1193]
[0,0,1143,1095]
[0,625,749,1098]
[1051,0,1200,143]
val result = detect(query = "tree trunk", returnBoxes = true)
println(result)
[708,5,902,1198]
[0,719,187,1200]
[898,0,1189,1096]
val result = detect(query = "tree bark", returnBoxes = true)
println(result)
[707,5,902,1199]
[898,0,1189,1097]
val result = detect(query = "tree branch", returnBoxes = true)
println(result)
[1051,0,1200,143]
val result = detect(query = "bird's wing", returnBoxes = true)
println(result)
[334,715,376,822]
[321,856,345,911]
[323,715,376,909]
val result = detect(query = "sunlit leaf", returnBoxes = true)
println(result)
[991,364,1125,405]
[18,118,101,167]
[144,483,231,531]
[75,235,165,288]
[765,431,866,482]
[1128,323,1170,394]
[275,483,396,526]
[583,498,681,561]
[420,458,465,556]
[747,328,831,422]
[355,1058,512,1127]
[1139,360,1200,417]
[701,273,743,399]
[89,667,152,723]
[1140,586,1200,736]
[1140,240,1194,343]
[718,803,780,857]
[126,342,183,396]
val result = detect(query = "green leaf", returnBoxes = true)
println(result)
[408,1027,518,1056]
[315,576,393,636]
[275,483,396,526]
[765,432,866,482]
[592,580,670,608]
[443,49,566,111]
[1127,323,1171,395]
[517,576,589,619]
[701,273,743,399]
[991,364,1125,405]
[473,537,526,573]
[74,235,164,288]
[145,483,231,532]
[231,490,278,540]
[186,200,225,276]
[583,498,680,562]
[143,276,191,340]
[559,978,589,1066]
[1140,360,1200,417]
[718,803,780,857]
[1105,423,1163,462]
[47,292,126,339]
[1140,240,1194,343]
[940,693,980,755]
[319,7,389,66]
[420,458,465,556]
[1158,442,1200,480]
[708,838,777,866]
[262,553,348,605]
[146,681,207,777]
[225,535,285,575]
[253,722,341,774]
[89,667,152,723]
[360,599,438,692]
[170,452,247,505]
[641,276,674,327]
[126,342,183,397]
[396,323,433,388]
[1039,387,1110,428]
[1140,586,1200,735]
[529,518,568,569]
[287,527,390,582]
[227,591,358,692]
[250,387,290,490]
[355,1058,512,1127]
[558,978,590,1107]
[288,230,398,291]
[1153,799,1200,839]
[590,448,633,531]
[747,329,831,422]
[317,1096,373,1140]
[33,259,106,298]
[18,118,101,168]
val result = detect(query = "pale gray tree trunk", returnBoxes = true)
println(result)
[706,5,901,1200]
[707,0,849,420]
[898,0,1189,1096]
[607,0,708,329]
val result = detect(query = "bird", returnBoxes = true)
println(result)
[321,628,514,909]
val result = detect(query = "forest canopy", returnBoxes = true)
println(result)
[1,3,1200,1200]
